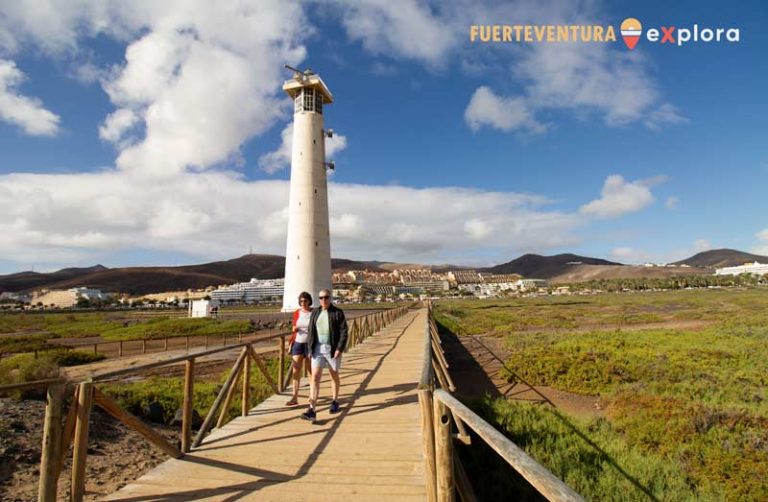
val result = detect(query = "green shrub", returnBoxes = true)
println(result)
[0,353,60,397]
[461,397,721,501]
[100,355,286,424]
[51,350,106,366]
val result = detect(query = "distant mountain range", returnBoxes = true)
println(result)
[1,248,765,295]
[482,253,622,277]
[672,249,768,268]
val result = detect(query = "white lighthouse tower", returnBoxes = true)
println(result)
[281,67,335,311]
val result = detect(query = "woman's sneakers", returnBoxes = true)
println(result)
[300,406,316,423]
[329,400,340,414]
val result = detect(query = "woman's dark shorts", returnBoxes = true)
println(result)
[290,342,308,357]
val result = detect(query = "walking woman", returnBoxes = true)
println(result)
[286,291,313,406]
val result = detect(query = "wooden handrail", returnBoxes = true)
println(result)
[418,316,434,390]
[420,303,583,502]
[0,378,65,393]
[434,389,583,502]
[90,332,290,381]
[11,306,409,502]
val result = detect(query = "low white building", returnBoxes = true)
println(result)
[211,278,285,304]
[715,262,768,276]
[189,299,219,318]
[514,279,549,291]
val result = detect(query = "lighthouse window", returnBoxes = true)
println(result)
[294,95,303,113]
[303,88,315,112]
[315,92,323,114]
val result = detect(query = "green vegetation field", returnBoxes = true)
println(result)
[0,312,261,354]
[435,288,768,501]
[101,356,287,424]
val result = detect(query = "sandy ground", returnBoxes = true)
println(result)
[1,346,244,501]
[0,397,178,501]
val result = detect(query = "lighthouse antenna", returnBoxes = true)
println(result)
[284,64,315,83]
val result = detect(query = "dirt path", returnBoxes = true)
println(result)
[441,331,603,419]
[0,398,178,501]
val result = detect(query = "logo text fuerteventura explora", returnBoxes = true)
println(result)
[470,19,740,50]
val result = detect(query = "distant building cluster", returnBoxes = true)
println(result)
[210,278,285,304]
[25,287,110,308]
[715,262,768,277]
[329,268,547,301]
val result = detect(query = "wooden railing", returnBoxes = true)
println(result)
[21,306,405,360]
[418,304,584,502]
[0,306,410,502]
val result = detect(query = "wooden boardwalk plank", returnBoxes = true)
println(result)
[106,309,428,501]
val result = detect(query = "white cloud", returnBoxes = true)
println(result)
[464,219,492,240]
[611,247,651,264]
[99,108,139,145]
[665,196,680,209]
[2,1,310,178]
[0,59,60,136]
[0,1,686,272]
[462,9,686,133]
[644,103,688,130]
[0,170,584,270]
[756,229,768,242]
[465,86,545,133]
[259,123,348,174]
[332,0,460,66]
[580,175,659,219]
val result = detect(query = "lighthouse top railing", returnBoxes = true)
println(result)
[282,66,334,103]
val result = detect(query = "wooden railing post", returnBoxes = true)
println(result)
[217,362,243,428]
[278,336,285,392]
[141,339,146,354]
[71,382,93,502]
[434,397,455,502]
[93,388,182,459]
[163,337,168,351]
[242,352,251,416]
[181,359,195,453]
[118,340,123,357]
[193,348,248,448]
[38,383,63,502]
[419,389,438,502]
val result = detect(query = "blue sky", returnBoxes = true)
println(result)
[0,0,766,274]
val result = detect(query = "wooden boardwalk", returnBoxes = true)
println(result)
[106,309,428,501]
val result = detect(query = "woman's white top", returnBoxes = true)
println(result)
[294,309,311,343]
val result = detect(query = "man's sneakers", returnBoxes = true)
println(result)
[329,400,341,414]
[300,407,316,423]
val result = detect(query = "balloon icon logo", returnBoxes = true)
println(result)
[621,18,642,50]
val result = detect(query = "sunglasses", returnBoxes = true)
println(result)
[319,296,330,300]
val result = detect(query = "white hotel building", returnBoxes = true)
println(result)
[715,262,768,276]
[211,279,285,304]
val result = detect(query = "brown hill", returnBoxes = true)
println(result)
[484,253,622,279]
[0,255,387,296]
[550,264,712,284]
[0,265,108,292]
[672,249,768,268]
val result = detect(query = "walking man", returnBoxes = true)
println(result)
[301,289,348,422]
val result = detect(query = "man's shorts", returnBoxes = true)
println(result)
[311,343,342,372]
